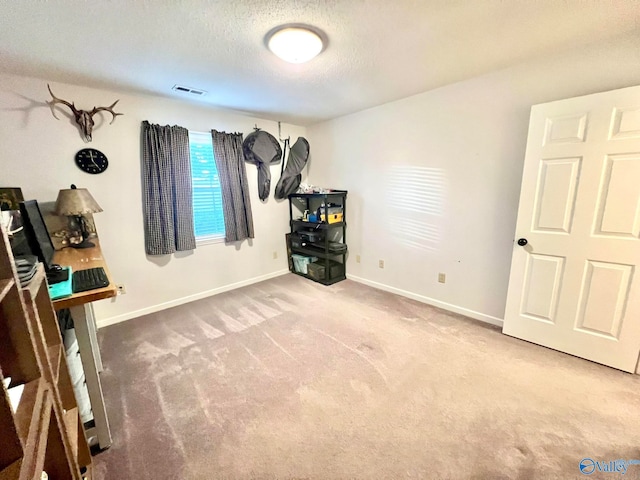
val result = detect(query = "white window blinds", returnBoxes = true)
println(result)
[188,131,225,241]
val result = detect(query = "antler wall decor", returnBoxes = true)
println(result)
[46,84,123,142]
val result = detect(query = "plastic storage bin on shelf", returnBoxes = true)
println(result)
[291,254,317,274]
[307,260,344,281]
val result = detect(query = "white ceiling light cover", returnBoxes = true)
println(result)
[268,27,323,64]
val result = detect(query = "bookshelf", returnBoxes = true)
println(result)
[0,223,92,479]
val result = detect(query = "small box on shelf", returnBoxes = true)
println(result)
[307,260,344,281]
[320,212,343,224]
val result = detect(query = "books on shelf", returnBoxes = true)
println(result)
[15,255,39,287]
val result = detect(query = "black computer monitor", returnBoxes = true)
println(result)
[19,200,56,273]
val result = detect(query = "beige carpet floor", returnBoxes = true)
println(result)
[92,274,640,480]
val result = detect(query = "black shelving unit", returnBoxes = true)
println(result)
[287,190,348,285]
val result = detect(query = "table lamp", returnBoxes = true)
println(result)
[55,185,103,248]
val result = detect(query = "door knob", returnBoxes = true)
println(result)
[517,238,528,246]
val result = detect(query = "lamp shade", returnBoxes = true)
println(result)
[55,187,103,216]
[267,27,324,64]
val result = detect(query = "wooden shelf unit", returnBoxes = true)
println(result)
[0,224,91,480]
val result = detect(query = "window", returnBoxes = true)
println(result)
[188,131,225,243]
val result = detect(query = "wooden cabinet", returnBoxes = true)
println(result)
[0,224,91,479]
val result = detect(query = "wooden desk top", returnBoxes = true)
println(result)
[52,241,117,310]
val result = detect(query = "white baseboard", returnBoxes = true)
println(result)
[347,274,504,328]
[98,270,503,330]
[97,269,290,329]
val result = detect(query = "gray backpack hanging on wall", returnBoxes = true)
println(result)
[274,137,310,199]
[243,129,282,201]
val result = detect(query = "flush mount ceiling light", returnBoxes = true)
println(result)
[267,26,324,64]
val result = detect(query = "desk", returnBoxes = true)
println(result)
[53,241,117,450]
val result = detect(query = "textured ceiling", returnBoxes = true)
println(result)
[1,0,639,125]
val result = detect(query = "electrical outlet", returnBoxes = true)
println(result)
[273,251,278,259]
[438,273,446,283]
[379,259,384,269]
[356,254,361,263]
[116,284,127,295]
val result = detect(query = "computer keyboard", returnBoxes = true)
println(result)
[72,267,110,293]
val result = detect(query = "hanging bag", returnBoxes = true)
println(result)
[243,129,282,200]
[274,137,310,199]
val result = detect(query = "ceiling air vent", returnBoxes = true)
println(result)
[172,85,207,96]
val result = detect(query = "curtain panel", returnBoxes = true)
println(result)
[141,121,196,255]
[211,130,255,242]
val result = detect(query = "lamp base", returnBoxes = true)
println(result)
[70,214,95,249]
[71,239,95,249]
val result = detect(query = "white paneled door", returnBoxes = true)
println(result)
[503,85,640,373]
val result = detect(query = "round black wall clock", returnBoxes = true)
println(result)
[75,148,108,174]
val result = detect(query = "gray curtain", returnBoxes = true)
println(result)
[211,130,254,242]
[141,121,196,255]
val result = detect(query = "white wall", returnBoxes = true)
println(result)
[307,37,640,324]
[0,73,305,326]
